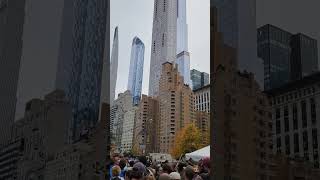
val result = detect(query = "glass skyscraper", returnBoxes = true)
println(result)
[190,69,209,90]
[258,24,292,90]
[176,0,191,86]
[55,0,109,140]
[212,0,263,88]
[128,37,145,106]
[258,24,319,90]
[291,33,318,81]
[0,0,26,145]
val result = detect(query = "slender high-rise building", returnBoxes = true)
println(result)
[110,27,119,104]
[127,37,145,106]
[0,0,26,145]
[212,0,263,88]
[149,0,177,97]
[15,0,109,141]
[176,0,191,86]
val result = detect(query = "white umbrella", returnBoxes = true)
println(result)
[185,146,210,162]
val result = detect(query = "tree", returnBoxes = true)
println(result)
[170,123,203,159]
[201,130,210,147]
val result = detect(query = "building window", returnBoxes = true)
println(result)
[294,133,299,153]
[162,34,165,47]
[276,120,281,134]
[284,106,289,132]
[285,135,290,155]
[276,108,280,119]
[153,41,156,53]
[312,129,319,168]
[155,1,158,17]
[301,100,307,128]
[163,0,166,12]
[303,131,309,151]
[292,103,298,130]
[276,137,281,153]
[312,129,318,149]
[310,98,316,125]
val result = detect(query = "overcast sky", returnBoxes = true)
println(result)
[110,0,210,96]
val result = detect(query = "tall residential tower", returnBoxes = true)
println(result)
[110,27,119,104]
[176,0,191,86]
[127,37,145,106]
[149,0,178,97]
[14,0,109,141]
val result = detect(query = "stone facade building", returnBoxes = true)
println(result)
[158,62,195,153]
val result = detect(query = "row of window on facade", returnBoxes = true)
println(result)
[276,129,319,167]
[272,86,317,105]
[275,98,316,134]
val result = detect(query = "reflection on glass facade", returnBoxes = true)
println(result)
[291,33,318,81]
[258,24,292,90]
[127,37,145,106]
[212,0,238,48]
[0,0,26,144]
[258,24,319,90]
[56,0,108,141]
[190,69,209,90]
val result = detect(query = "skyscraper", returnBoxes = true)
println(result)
[0,0,26,145]
[190,69,209,90]
[257,24,292,90]
[176,0,191,86]
[110,90,133,152]
[290,33,318,81]
[110,27,119,104]
[134,94,159,154]
[158,62,194,153]
[15,0,109,141]
[258,24,319,90]
[127,37,145,106]
[149,0,177,97]
[212,0,263,88]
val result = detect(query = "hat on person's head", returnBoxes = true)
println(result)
[133,162,146,173]
[169,172,181,180]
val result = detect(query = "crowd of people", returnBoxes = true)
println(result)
[107,153,210,180]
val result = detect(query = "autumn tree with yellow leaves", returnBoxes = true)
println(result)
[170,123,204,159]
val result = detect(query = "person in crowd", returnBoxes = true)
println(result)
[129,160,135,168]
[176,162,187,176]
[144,168,156,180]
[169,172,181,180]
[125,170,132,180]
[159,173,171,180]
[109,153,121,178]
[133,161,147,175]
[129,167,144,180]
[111,165,124,180]
[198,157,210,180]
[119,158,128,178]
[162,163,173,174]
[183,166,196,180]
[138,156,148,166]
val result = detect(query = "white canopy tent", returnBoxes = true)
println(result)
[185,146,210,162]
